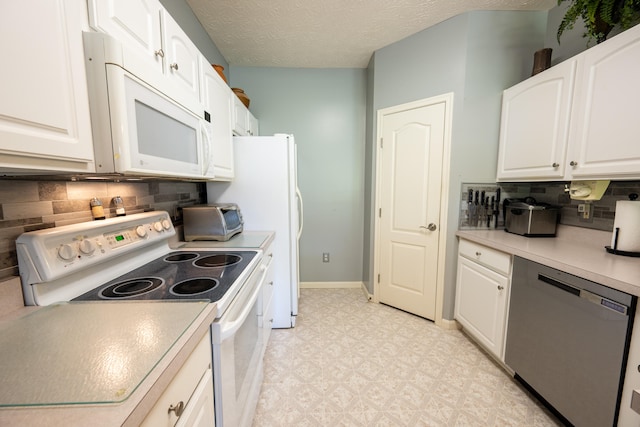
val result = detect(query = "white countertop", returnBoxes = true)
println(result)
[174,230,274,250]
[456,225,640,297]
[0,301,217,427]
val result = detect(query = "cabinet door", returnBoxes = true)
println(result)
[141,332,212,427]
[232,96,249,136]
[454,255,509,360]
[496,60,577,181]
[0,0,95,173]
[175,369,215,427]
[248,111,259,136]
[162,10,200,102]
[568,24,640,180]
[200,57,234,180]
[87,0,163,73]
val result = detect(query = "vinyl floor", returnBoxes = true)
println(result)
[252,288,562,426]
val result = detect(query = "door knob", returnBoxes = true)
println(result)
[420,223,437,231]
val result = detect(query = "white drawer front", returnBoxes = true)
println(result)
[458,239,511,276]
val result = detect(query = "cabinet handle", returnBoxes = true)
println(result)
[154,48,164,58]
[552,163,559,168]
[475,251,481,256]
[168,401,185,417]
[497,285,504,291]
[170,62,179,71]
[570,160,578,166]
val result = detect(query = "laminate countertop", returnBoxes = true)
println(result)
[456,225,640,297]
[0,301,217,427]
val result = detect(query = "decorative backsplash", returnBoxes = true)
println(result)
[528,181,640,231]
[0,180,206,281]
[460,181,640,232]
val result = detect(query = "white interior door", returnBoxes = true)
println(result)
[376,98,447,320]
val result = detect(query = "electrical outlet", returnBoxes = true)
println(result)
[578,203,592,220]
[322,252,330,263]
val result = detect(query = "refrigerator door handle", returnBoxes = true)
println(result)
[296,187,304,239]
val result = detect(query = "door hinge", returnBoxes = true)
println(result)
[379,207,382,217]
[380,137,383,148]
[377,274,380,283]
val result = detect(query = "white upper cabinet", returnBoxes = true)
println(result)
[497,24,640,182]
[0,0,95,173]
[161,10,201,102]
[232,97,259,137]
[89,0,200,104]
[87,0,164,73]
[497,59,577,181]
[200,56,234,180]
[568,25,640,180]
[248,110,259,136]
[232,96,249,136]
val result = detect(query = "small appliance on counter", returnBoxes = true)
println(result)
[504,197,559,237]
[607,193,640,257]
[182,203,243,242]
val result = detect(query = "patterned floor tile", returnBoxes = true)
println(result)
[252,289,563,427]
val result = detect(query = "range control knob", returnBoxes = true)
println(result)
[161,219,171,230]
[58,244,77,261]
[153,221,163,232]
[78,239,96,255]
[135,225,147,238]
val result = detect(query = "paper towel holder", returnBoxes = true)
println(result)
[605,193,640,257]
[566,180,610,201]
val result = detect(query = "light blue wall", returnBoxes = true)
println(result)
[366,11,547,317]
[229,67,367,283]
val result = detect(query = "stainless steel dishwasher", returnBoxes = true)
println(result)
[505,256,635,427]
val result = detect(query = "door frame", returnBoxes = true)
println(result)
[373,93,453,327]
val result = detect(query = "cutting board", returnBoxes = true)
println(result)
[0,301,207,407]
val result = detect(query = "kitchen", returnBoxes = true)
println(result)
[2,0,640,425]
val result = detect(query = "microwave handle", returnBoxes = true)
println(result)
[201,121,213,176]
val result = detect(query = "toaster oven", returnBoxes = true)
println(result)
[504,200,559,237]
[183,204,243,241]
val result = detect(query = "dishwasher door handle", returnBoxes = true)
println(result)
[537,274,629,315]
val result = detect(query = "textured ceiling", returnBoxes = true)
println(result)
[186,0,556,68]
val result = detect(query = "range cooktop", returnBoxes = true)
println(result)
[73,250,258,303]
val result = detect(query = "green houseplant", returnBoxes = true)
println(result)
[557,0,640,43]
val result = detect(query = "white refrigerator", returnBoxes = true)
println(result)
[206,134,303,328]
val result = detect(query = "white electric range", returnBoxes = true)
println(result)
[16,211,269,427]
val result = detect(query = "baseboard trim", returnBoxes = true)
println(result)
[300,281,363,289]
[439,318,462,330]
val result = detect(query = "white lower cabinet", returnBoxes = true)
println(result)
[258,242,275,355]
[141,331,214,427]
[454,239,511,361]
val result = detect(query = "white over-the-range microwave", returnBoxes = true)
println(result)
[83,31,214,180]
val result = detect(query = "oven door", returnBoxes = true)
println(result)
[210,262,266,427]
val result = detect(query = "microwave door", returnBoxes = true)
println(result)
[106,66,205,178]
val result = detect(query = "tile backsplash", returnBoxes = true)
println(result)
[0,180,206,281]
[460,180,640,233]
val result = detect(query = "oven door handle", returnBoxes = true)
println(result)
[220,264,267,341]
